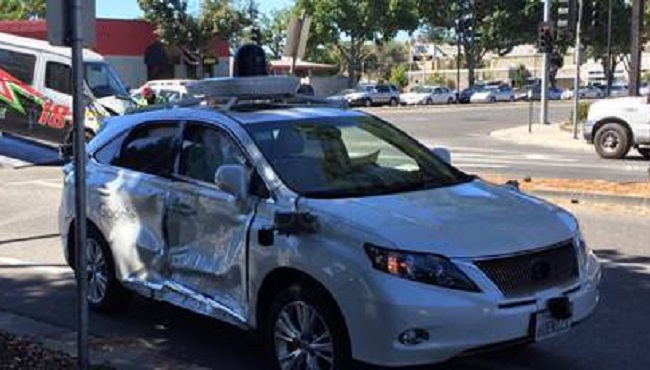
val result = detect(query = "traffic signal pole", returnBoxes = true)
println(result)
[541,0,551,125]
[572,0,583,139]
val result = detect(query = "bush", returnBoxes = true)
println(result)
[389,64,408,89]
[569,101,591,123]
[424,72,446,86]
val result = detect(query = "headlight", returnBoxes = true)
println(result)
[364,244,480,292]
[574,232,589,268]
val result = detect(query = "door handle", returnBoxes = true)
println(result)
[97,187,111,196]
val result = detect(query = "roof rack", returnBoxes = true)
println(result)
[124,76,347,115]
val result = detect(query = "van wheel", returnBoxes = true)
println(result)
[389,98,398,107]
[638,148,650,159]
[264,283,351,370]
[594,122,631,159]
[83,228,131,313]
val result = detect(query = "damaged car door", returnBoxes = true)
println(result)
[165,121,255,321]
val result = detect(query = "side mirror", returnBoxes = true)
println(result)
[214,164,248,200]
[432,147,451,164]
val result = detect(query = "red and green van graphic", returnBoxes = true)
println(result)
[0,67,71,131]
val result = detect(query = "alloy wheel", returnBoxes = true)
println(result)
[86,238,108,304]
[600,131,621,155]
[274,301,334,370]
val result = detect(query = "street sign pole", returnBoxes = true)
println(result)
[71,0,89,367]
[540,0,551,125]
[605,0,613,97]
[572,0,583,139]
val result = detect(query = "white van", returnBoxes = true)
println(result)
[0,32,135,146]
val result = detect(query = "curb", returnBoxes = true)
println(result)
[528,188,650,209]
[0,308,208,369]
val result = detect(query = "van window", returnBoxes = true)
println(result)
[0,49,36,84]
[45,62,73,95]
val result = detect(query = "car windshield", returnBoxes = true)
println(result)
[245,116,472,199]
[84,62,129,98]
[410,86,432,93]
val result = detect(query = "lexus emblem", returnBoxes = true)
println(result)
[530,259,552,281]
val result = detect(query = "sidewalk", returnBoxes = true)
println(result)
[490,122,593,153]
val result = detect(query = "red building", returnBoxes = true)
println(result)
[0,19,231,88]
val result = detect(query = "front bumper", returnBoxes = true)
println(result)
[583,120,595,143]
[336,253,601,367]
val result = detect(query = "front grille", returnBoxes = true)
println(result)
[475,240,579,298]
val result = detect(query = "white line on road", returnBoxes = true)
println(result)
[5,179,63,189]
[0,155,30,168]
[0,256,72,276]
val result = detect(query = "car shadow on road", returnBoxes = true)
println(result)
[0,134,64,168]
[0,247,648,370]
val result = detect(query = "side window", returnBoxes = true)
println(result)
[376,85,389,93]
[94,131,128,164]
[0,49,36,84]
[113,122,180,177]
[45,62,72,94]
[178,122,247,183]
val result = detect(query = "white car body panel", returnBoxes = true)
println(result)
[585,97,650,145]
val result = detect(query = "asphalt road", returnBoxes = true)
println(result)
[368,101,649,182]
[0,168,648,369]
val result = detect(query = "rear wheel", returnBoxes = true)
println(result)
[264,283,351,370]
[425,98,433,105]
[594,122,632,159]
[389,98,398,107]
[638,147,650,159]
[84,228,131,312]
[364,98,372,107]
[447,97,454,104]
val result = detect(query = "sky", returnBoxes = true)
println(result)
[97,0,294,19]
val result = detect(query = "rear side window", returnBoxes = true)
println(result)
[113,122,180,178]
[376,85,390,93]
[93,131,128,165]
[45,62,72,94]
[0,49,36,84]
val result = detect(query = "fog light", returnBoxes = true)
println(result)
[398,328,429,345]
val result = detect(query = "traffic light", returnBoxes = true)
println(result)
[251,27,261,45]
[538,24,553,53]
[556,0,576,32]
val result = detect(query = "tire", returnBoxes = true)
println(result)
[594,122,632,159]
[425,98,433,105]
[489,97,496,103]
[638,147,650,159]
[447,97,454,104]
[264,283,351,370]
[84,227,131,313]
[364,98,372,107]
[389,98,398,107]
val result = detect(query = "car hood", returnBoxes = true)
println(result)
[592,96,644,109]
[303,180,576,258]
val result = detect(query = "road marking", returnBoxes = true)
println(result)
[456,164,510,169]
[0,256,72,276]
[5,179,63,189]
[0,155,30,168]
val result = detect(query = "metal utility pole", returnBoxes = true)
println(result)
[605,0,613,97]
[540,0,552,125]
[572,0,583,139]
[71,0,89,368]
[629,0,645,96]
[456,19,461,98]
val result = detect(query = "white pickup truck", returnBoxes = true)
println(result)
[584,97,650,159]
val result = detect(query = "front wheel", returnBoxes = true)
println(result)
[594,122,632,159]
[364,98,372,107]
[447,97,454,104]
[265,283,351,370]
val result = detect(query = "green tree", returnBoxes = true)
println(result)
[389,64,408,88]
[295,0,420,87]
[259,8,291,59]
[138,0,250,76]
[420,0,540,87]
[511,64,531,88]
[0,0,45,20]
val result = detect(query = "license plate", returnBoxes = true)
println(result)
[534,311,571,341]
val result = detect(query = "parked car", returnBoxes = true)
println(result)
[0,32,134,149]
[457,85,482,103]
[131,79,195,104]
[59,73,600,369]
[400,85,455,105]
[561,86,604,100]
[584,96,650,159]
[470,84,514,103]
[548,87,564,100]
[609,85,629,98]
[328,83,400,107]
